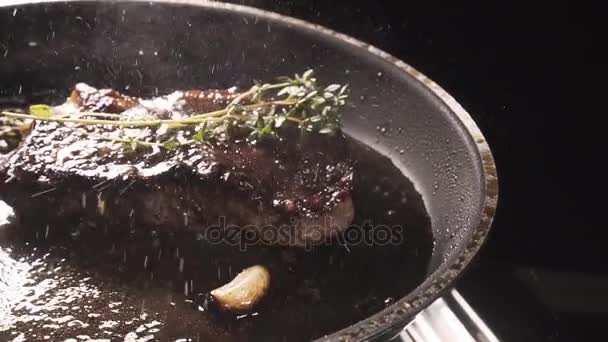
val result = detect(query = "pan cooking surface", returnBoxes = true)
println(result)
[0,139,433,342]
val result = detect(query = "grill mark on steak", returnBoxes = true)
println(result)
[0,84,355,247]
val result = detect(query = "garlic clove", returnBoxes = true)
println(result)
[210,264,270,313]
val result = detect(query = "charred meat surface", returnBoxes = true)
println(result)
[0,84,355,247]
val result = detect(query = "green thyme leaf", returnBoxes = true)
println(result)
[29,104,52,118]
[309,115,323,122]
[339,85,349,95]
[302,69,314,80]
[325,84,341,92]
[161,138,179,151]
[277,85,301,97]
[319,127,334,134]
[259,126,272,136]
[193,129,207,143]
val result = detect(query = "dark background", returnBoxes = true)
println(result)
[226,1,602,341]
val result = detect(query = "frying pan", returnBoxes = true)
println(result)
[0,0,498,341]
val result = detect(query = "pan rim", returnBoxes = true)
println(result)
[0,0,499,340]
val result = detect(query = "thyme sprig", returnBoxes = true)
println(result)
[0,70,349,151]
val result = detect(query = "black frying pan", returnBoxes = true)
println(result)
[0,1,498,341]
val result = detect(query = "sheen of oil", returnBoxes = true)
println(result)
[0,138,432,342]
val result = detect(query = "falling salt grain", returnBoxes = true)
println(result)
[81,193,87,208]
[179,257,184,273]
[45,224,50,239]
[97,194,105,215]
[144,255,149,269]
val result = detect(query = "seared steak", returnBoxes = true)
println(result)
[0,84,354,247]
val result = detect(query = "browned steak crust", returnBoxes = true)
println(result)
[0,84,354,247]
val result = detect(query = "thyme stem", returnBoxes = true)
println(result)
[1,111,165,127]
[0,69,349,151]
[0,100,299,128]
[76,112,122,118]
